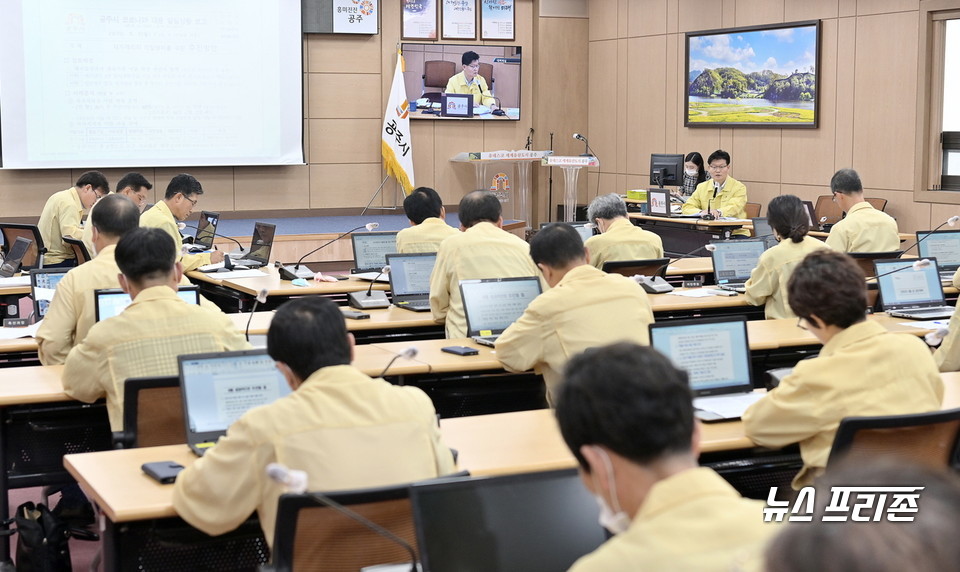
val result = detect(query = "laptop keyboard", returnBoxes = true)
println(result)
[471,336,497,347]
[395,301,431,312]
[229,258,264,268]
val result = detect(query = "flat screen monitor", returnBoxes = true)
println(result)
[538,222,594,243]
[94,286,201,322]
[650,153,684,188]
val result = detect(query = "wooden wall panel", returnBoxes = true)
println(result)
[677,0,725,32]
[733,0,784,26]
[589,0,620,40]
[155,168,236,213]
[308,119,382,164]
[628,0,668,37]
[308,74,382,119]
[432,123,485,202]
[587,39,619,180]
[731,130,781,184]
[867,188,930,232]
[856,0,920,15]
[785,0,839,21]
[839,0,857,17]
[740,182,781,213]
[309,163,383,208]
[410,121,436,191]
[305,35,381,74]
[834,16,857,170]
[626,36,668,175]
[0,170,73,218]
[234,166,310,210]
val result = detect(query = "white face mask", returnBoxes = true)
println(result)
[591,447,631,534]
[685,168,698,177]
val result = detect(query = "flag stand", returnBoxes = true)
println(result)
[359,175,402,215]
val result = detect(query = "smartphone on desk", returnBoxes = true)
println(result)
[441,346,479,356]
[142,461,184,484]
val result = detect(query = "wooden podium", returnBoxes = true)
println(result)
[543,155,600,222]
[450,150,552,229]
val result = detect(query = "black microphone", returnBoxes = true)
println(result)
[245,289,269,342]
[898,216,960,256]
[278,222,380,280]
[525,128,534,150]
[178,223,245,252]
[572,133,596,157]
[377,347,419,378]
[491,96,506,116]
[702,197,715,221]
[348,266,391,309]
[266,463,418,572]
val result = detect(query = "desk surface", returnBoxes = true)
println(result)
[665,257,712,276]
[628,213,747,228]
[187,266,387,297]
[649,288,751,312]
[226,306,440,336]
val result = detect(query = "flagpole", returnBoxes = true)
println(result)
[359,175,395,216]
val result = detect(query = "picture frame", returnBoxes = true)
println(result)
[402,0,438,41]
[480,0,514,41]
[684,20,821,128]
[442,0,477,41]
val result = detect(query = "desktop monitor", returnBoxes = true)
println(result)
[649,153,684,188]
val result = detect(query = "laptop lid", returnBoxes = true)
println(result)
[538,222,594,242]
[801,200,818,228]
[30,268,70,319]
[178,349,292,453]
[917,230,960,272]
[351,231,399,273]
[750,218,778,250]
[459,277,542,338]
[0,237,32,278]
[710,239,766,285]
[875,258,947,312]
[385,252,436,302]
[194,211,220,249]
[93,285,201,322]
[649,315,754,397]
[411,469,604,572]
[647,188,671,216]
[245,222,276,265]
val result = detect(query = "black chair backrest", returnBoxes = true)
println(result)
[848,251,905,279]
[828,407,960,469]
[0,223,45,269]
[602,258,670,278]
[63,237,92,264]
[116,376,182,449]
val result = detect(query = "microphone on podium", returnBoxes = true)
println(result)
[348,266,391,310]
[279,222,380,281]
[572,133,596,158]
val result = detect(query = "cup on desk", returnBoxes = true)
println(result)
[410,100,417,112]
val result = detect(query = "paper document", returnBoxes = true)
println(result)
[0,276,31,287]
[693,392,765,419]
[672,289,728,298]
[897,319,951,329]
[0,322,41,340]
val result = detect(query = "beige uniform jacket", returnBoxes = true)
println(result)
[80,198,100,256]
[444,71,496,107]
[38,187,85,264]
[568,468,777,572]
[173,364,456,547]
[584,218,663,270]
[495,265,654,401]
[824,201,900,253]
[429,222,542,339]
[743,236,830,319]
[62,285,250,430]
[742,320,943,488]
[934,309,960,372]
[681,177,750,237]
[140,201,211,271]
[395,217,459,253]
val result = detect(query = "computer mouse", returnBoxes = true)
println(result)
[492,109,506,116]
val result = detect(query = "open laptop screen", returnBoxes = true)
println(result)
[917,231,960,271]
[649,316,753,396]
[411,469,604,572]
[710,240,766,284]
[94,286,201,322]
[194,211,220,249]
[31,269,70,319]
[351,232,399,273]
[246,222,276,265]
[460,277,542,336]
[875,259,945,309]
[386,253,436,296]
[0,237,32,277]
[750,218,778,250]
[538,222,594,243]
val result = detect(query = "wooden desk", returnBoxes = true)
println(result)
[649,288,760,319]
[226,306,444,343]
[628,214,746,256]
[665,257,712,276]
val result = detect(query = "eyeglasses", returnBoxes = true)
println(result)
[180,193,198,207]
[92,187,105,200]
[708,164,728,171]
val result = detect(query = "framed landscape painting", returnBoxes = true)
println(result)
[684,20,821,128]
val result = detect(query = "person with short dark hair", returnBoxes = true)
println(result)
[743,250,943,488]
[584,193,663,269]
[680,149,749,236]
[744,195,830,319]
[140,173,224,271]
[825,168,899,252]
[496,224,654,402]
[429,190,541,338]
[444,50,497,110]
[81,172,153,253]
[556,343,777,570]
[173,297,455,547]
[396,186,458,253]
[62,227,249,430]
[38,170,110,267]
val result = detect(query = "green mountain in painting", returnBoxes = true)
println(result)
[689,67,815,101]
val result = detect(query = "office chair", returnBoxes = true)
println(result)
[0,223,46,269]
[814,195,843,225]
[478,62,495,94]
[848,251,905,280]
[63,236,92,265]
[827,407,960,470]
[744,202,761,219]
[115,376,184,449]
[865,197,888,211]
[421,60,456,105]
[602,258,669,278]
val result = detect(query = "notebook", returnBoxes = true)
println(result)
[30,268,70,320]
[186,211,220,253]
[750,217,779,250]
[916,230,960,280]
[351,232,399,280]
[386,252,436,312]
[459,277,542,346]
[0,237,32,278]
[410,469,605,572]
[93,286,201,322]
[229,221,276,268]
[649,315,764,422]
[178,349,292,456]
[709,239,766,293]
[538,222,595,242]
[875,258,955,320]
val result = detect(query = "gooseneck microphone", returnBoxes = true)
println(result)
[278,222,380,280]
[245,289,269,342]
[377,347,419,378]
[870,258,932,280]
[898,216,960,256]
[572,133,596,157]
[347,266,391,309]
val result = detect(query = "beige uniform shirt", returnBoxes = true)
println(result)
[429,222,542,339]
[824,201,900,253]
[37,187,85,264]
[744,236,830,320]
[743,320,943,488]
[569,468,777,572]
[173,364,456,546]
[140,201,211,271]
[681,177,750,237]
[584,218,663,270]
[62,285,250,430]
[395,217,459,253]
[80,198,102,256]
[495,265,654,401]
[934,309,960,372]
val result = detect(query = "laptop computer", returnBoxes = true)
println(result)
[178,349,292,456]
[386,252,436,312]
[649,315,764,422]
[538,222,594,242]
[30,268,70,320]
[460,276,542,346]
[93,285,201,322]
[230,221,276,269]
[916,230,960,281]
[875,258,956,320]
[0,237,33,278]
[351,231,399,281]
[186,211,220,253]
[410,469,605,572]
[709,239,766,293]
[646,188,701,218]
[750,217,779,250]
[801,200,820,230]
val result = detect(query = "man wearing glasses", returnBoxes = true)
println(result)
[824,168,899,253]
[81,172,153,255]
[680,149,749,236]
[38,170,110,267]
[445,50,499,112]
[140,173,224,271]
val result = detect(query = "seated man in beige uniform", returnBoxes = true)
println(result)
[173,297,456,547]
[824,168,899,252]
[62,227,250,431]
[81,172,152,254]
[430,190,541,338]
[37,170,109,267]
[396,186,458,253]
[140,173,225,271]
[496,223,654,403]
[556,343,778,571]
[584,194,663,270]
[743,250,943,489]
[681,149,750,237]
[444,50,498,111]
